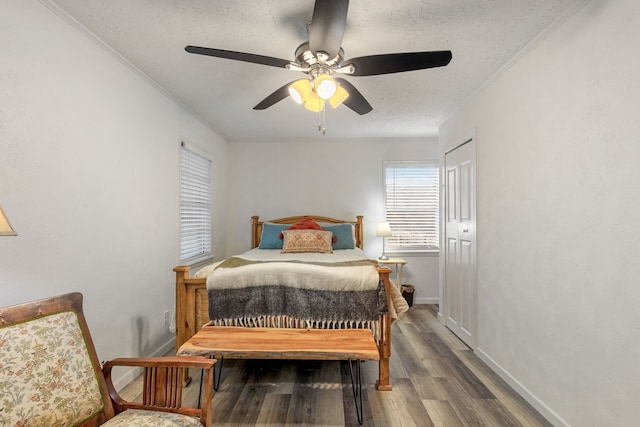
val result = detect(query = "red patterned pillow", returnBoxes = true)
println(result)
[281,229,334,253]
[279,216,337,243]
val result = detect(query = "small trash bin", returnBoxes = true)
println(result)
[401,284,415,307]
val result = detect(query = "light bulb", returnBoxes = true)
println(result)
[315,74,337,100]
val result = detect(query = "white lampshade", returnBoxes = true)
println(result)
[0,204,17,236]
[376,222,392,237]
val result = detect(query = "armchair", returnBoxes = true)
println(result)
[0,292,215,427]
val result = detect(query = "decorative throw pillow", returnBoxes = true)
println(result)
[258,222,290,249]
[281,229,334,253]
[323,223,356,249]
[279,216,337,243]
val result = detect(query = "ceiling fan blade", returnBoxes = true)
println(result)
[185,45,291,69]
[253,81,296,110]
[344,51,452,76]
[309,0,349,59]
[334,78,372,115]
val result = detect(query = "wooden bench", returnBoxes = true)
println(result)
[177,326,380,424]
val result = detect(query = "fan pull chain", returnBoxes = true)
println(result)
[318,104,327,135]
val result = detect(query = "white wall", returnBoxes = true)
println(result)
[439,0,640,425]
[0,0,228,385]
[226,139,440,303]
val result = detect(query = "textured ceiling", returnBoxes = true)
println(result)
[44,0,583,141]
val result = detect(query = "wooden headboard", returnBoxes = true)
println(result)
[251,215,364,250]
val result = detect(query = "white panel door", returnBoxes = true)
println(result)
[444,140,476,348]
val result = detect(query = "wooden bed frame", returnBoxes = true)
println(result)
[174,215,393,390]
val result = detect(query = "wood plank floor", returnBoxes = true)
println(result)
[119,305,552,426]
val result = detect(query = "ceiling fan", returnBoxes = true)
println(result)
[185,0,452,117]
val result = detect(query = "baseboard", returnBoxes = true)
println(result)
[475,347,570,427]
[112,336,176,391]
[414,297,439,305]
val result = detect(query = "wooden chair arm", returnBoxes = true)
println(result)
[102,356,216,427]
[104,356,216,369]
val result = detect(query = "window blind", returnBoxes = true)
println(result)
[384,161,439,251]
[180,142,212,262]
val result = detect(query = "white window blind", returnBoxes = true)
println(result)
[180,142,212,262]
[384,161,439,252]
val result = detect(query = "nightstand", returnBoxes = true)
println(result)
[375,258,407,288]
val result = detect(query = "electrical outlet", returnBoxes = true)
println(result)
[163,309,170,326]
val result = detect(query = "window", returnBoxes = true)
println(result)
[179,141,212,262]
[383,161,439,252]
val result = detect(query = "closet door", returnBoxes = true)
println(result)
[444,140,476,348]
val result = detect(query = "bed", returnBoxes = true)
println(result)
[173,215,407,390]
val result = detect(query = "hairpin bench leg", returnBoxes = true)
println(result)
[197,355,224,408]
[348,359,364,425]
[214,356,224,391]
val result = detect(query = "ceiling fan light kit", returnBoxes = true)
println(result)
[289,75,344,104]
[185,0,452,134]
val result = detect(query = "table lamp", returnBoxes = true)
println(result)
[376,222,392,260]
[0,204,17,236]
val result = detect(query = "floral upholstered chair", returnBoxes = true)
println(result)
[0,292,215,426]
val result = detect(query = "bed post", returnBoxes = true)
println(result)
[174,265,193,386]
[174,265,192,354]
[355,215,364,249]
[376,266,393,391]
[251,215,261,249]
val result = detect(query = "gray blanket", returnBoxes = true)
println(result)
[207,257,388,324]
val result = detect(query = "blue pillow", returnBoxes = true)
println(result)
[323,223,356,250]
[258,222,289,249]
